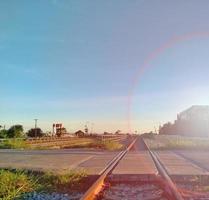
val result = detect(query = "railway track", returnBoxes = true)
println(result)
[145,142,184,200]
[79,136,209,200]
[79,137,187,200]
[80,138,137,200]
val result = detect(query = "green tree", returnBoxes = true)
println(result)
[26,128,44,137]
[7,125,24,138]
[0,130,7,138]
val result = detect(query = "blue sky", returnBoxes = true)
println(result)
[1,1,209,133]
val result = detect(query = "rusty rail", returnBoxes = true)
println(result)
[142,138,184,200]
[80,138,137,200]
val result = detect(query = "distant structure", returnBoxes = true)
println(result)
[159,105,209,137]
[75,130,85,137]
[178,105,209,121]
[53,123,67,137]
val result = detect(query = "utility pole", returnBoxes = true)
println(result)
[154,126,157,134]
[34,119,38,137]
[91,123,94,134]
[85,121,89,135]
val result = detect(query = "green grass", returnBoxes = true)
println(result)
[0,139,28,149]
[0,169,87,200]
[0,169,37,200]
[38,170,87,192]
[0,138,124,151]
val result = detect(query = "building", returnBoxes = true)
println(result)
[75,130,85,137]
[178,105,209,121]
[159,105,209,137]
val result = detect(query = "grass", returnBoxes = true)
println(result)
[62,139,123,150]
[103,140,123,150]
[144,135,209,150]
[0,169,87,200]
[95,140,123,150]
[0,139,28,149]
[0,169,37,200]
[0,138,124,151]
[38,170,87,192]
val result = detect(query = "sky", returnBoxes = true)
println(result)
[1,0,209,133]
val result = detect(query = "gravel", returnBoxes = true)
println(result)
[18,192,83,200]
[177,183,209,200]
[102,183,168,200]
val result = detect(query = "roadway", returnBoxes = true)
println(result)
[1,142,209,178]
[0,148,117,174]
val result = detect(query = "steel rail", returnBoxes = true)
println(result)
[80,138,137,200]
[142,138,184,200]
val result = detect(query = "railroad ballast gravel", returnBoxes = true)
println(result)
[18,192,83,200]
[102,183,168,200]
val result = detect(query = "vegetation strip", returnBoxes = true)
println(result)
[0,138,123,151]
[0,169,87,200]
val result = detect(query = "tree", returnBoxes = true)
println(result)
[115,130,121,134]
[7,125,24,138]
[0,129,7,138]
[27,128,44,137]
[159,122,176,135]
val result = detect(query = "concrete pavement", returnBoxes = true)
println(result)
[0,149,117,174]
[110,151,158,182]
[155,151,208,175]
